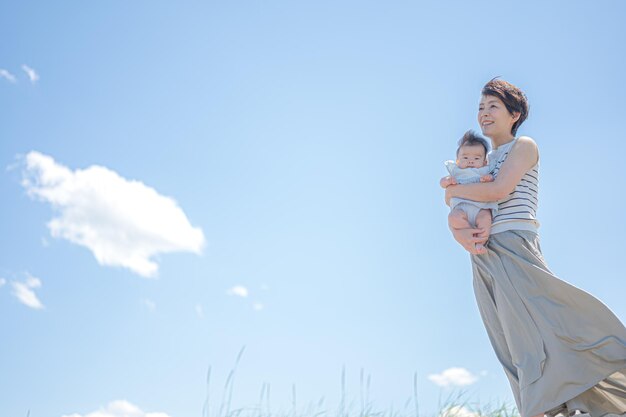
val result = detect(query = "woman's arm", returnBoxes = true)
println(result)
[445,136,538,205]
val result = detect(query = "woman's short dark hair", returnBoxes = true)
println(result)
[482,77,529,136]
[457,130,490,157]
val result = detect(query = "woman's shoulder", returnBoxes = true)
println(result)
[512,135,539,166]
[513,136,539,155]
[516,135,537,147]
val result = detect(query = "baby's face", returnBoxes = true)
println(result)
[457,145,487,169]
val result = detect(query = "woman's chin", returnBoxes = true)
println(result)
[481,128,505,140]
[480,129,494,138]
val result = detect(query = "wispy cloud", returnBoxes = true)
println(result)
[0,69,17,83]
[428,367,479,387]
[21,64,39,84]
[252,302,264,311]
[141,299,156,312]
[61,399,171,417]
[11,273,45,310]
[438,405,483,417]
[226,285,248,297]
[0,277,6,287]
[21,151,205,277]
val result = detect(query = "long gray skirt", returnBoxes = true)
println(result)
[471,230,626,417]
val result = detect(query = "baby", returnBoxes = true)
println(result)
[442,130,498,253]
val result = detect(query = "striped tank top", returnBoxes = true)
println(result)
[488,138,540,235]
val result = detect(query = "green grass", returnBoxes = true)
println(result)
[202,346,521,417]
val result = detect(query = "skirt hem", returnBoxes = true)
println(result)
[537,366,626,417]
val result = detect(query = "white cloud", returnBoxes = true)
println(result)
[252,302,264,311]
[141,299,156,312]
[26,274,42,288]
[438,405,483,417]
[21,64,39,83]
[0,69,17,83]
[61,399,172,417]
[0,278,6,287]
[428,367,479,387]
[226,285,248,297]
[195,303,204,318]
[21,151,205,277]
[11,274,44,310]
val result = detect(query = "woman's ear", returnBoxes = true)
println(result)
[512,111,521,123]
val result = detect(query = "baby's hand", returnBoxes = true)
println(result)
[480,174,494,183]
[440,175,457,188]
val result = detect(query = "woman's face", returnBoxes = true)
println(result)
[478,95,520,140]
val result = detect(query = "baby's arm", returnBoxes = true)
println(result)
[476,165,494,183]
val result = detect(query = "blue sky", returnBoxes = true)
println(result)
[2,1,626,417]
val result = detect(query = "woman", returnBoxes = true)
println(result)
[441,78,626,417]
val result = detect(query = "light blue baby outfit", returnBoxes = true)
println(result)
[444,160,498,226]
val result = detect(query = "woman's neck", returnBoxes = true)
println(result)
[489,133,516,149]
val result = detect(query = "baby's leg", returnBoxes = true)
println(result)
[448,208,471,230]
[474,209,492,253]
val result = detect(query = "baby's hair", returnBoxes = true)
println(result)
[456,130,490,157]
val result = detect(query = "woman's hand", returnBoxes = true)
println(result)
[440,175,457,189]
[450,226,488,255]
